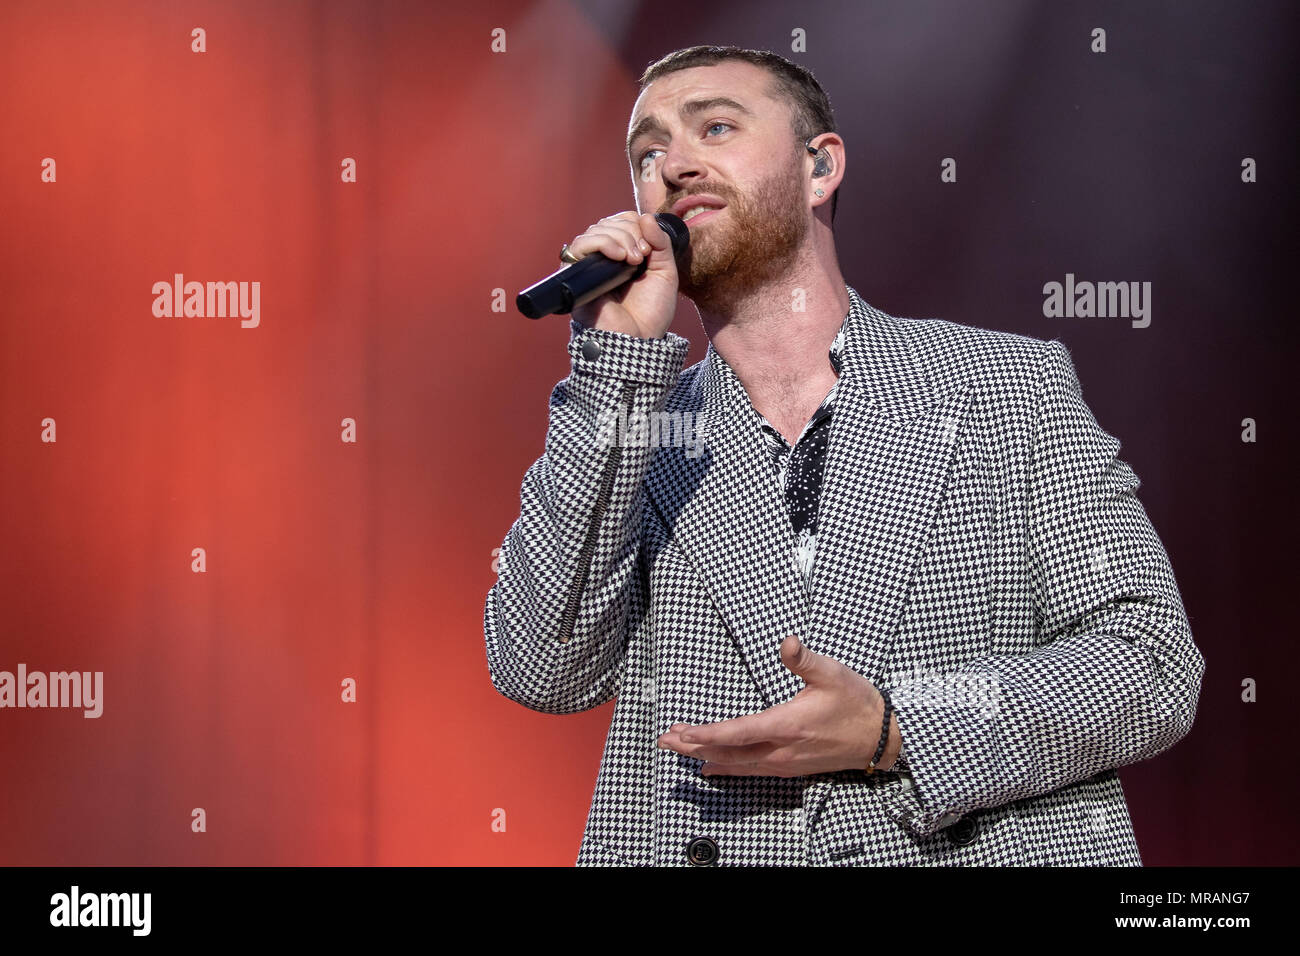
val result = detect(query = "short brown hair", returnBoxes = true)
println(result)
[637,45,839,223]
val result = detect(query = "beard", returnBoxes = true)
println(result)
[671,159,809,309]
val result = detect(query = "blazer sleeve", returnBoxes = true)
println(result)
[880,338,1205,838]
[483,319,690,714]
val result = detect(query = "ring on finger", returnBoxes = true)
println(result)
[560,243,582,264]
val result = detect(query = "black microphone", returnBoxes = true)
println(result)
[516,213,689,319]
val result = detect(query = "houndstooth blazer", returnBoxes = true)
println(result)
[484,284,1204,866]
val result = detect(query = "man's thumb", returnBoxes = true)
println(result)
[781,634,818,679]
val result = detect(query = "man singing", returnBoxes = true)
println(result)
[484,44,1203,866]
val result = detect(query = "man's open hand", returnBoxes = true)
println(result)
[656,634,901,777]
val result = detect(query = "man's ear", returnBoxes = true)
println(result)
[806,133,845,211]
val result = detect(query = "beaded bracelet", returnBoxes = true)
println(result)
[865,688,893,774]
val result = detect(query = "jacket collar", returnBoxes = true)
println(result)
[694,284,939,423]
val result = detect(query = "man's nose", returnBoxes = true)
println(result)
[661,143,706,186]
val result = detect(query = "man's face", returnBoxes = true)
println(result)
[626,62,810,306]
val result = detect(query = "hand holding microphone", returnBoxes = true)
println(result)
[516,211,689,340]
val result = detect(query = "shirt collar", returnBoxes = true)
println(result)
[704,287,853,414]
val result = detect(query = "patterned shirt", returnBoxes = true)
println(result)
[755,317,850,592]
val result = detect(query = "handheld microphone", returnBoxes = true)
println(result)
[516,213,689,319]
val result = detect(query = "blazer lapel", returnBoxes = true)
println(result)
[644,342,810,710]
[800,291,972,827]
[643,288,971,726]
[803,292,972,683]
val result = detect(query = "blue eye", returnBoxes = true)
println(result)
[639,122,734,166]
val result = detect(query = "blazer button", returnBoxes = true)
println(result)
[686,836,719,866]
[945,815,981,847]
[581,339,602,360]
